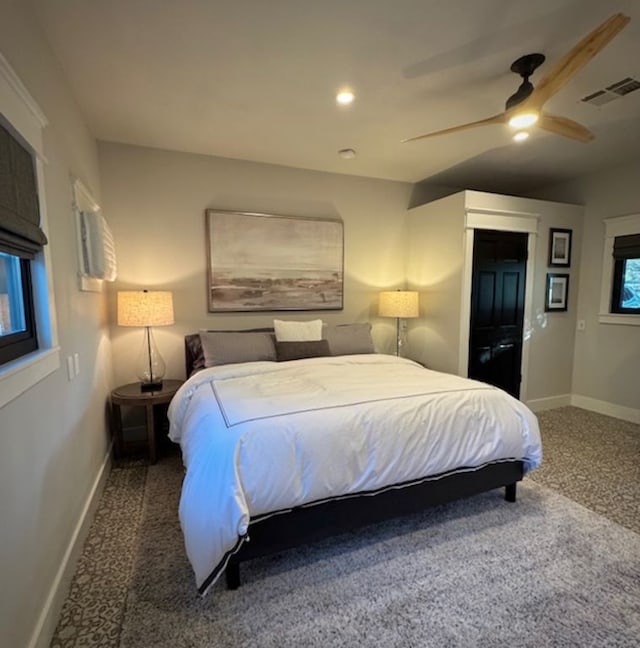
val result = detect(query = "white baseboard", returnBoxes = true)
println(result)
[570,394,640,424]
[28,446,112,648]
[526,393,640,424]
[526,394,572,412]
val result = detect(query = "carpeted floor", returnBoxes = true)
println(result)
[50,406,640,647]
[532,407,640,534]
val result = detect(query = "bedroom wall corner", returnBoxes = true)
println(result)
[0,3,113,648]
[516,196,583,404]
[529,157,640,416]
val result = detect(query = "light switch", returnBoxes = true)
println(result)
[66,356,74,381]
[74,353,80,375]
[577,320,586,331]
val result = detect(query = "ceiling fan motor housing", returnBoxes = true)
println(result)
[505,53,546,110]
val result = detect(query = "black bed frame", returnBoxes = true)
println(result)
[184,334,524,592]
[222,461,523,591]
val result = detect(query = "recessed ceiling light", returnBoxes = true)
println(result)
[508,112,538,128]
[513,131,530,142]
[338,148,356,159]
[336,90,355,105]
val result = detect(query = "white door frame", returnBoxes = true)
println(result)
[458,208,539,402]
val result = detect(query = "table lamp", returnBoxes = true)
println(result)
[378,290,419,356]
[117,290,174,391]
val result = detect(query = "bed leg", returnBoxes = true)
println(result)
[504,482,517,503]
[225,562,241,590]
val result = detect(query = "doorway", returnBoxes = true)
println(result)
[468,229,528,398]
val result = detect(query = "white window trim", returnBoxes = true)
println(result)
[0,52,60,408]
[599,213,640,326]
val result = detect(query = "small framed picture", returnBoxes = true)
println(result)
[548,228,572,267]
[545,273,570,312]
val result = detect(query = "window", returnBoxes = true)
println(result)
[600,214,640,325]
[611,235,640,314]
[0,252,37,364]
[0,120,47,366]
[0,52,58,407]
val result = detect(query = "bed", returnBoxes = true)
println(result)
[168,324,541,596]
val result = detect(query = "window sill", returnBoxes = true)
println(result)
[598,313,640,326]
[0,346,60,409]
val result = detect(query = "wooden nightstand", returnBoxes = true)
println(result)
[110,379,183,463]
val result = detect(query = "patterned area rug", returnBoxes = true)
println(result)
[50,462,146,647]
[50,407,640,647]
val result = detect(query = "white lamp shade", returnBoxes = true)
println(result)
[117,290,174,327]
[378,291,419,318]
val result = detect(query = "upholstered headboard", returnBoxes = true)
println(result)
[184,333,204,377]
[185,323,375,376]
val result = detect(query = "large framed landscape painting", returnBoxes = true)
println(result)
[205,210,344,312]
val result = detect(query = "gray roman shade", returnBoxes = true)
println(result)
[612,233,640,260]
[0,122,47,258]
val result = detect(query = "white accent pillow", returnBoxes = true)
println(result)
[273,319,323,342]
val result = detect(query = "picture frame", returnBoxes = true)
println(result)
[548,228,572,267]
[205,209,344,312]
[545,273,570,312]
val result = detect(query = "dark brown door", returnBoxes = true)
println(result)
[468,229,527,398]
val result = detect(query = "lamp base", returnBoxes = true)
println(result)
[140,380,163,393]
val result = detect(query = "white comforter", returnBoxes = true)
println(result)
[168,354,541,593]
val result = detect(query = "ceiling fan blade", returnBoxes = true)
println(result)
[527,13,630,110]
[538,114,594,142]
[402,113,507,143]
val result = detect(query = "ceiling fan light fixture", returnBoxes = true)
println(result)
[508,111,539,129]
[513,131,530,142]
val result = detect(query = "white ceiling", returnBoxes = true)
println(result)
[30,0,640,191]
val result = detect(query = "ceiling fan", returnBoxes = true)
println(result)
[402,13,630,145]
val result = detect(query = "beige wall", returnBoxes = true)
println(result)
[406,192,465,374]
[98,141,413,386]
[0,2,112,647]
[531,158,640,413]
[406,190,584,405]
[525,197,583,403]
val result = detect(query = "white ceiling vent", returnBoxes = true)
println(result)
[581,77,640,106]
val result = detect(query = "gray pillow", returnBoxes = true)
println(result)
[199,330,277,367]
[275,340,331,362]
[323,323,375,356]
